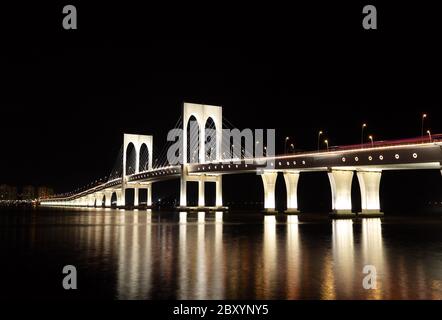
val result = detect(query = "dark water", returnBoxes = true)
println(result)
[1,208,442,300]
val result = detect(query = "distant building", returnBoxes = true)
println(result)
[22,185,36,200]
[37,186,54,199]
[0,184,18,200]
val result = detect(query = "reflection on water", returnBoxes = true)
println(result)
[198,211,205,224]
[332,220,354,299]
[178,212,225,299]
[286,217,300,299]
[179,211,187,224]
[361,218,385,299]
[117,211,153,299]
[260,216,277,299]
[1,209,442,300]
[215,211,223,223]
[195,220,207,299]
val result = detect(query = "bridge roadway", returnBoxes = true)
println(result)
[41,141,442,217]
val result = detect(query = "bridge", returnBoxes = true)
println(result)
[40,103,442,217]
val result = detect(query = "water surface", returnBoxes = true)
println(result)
[1,208,441,299]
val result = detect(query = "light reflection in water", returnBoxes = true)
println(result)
[215,211,223,223]
[261,215,277,299]
[361,218,385,299]
[176,213,226,299]
[212,219,224,299]
[195,218,207,299]
[331,219,354,299]
[286,215,299,224]
[179,211,187,224]
[117,212,152,299]
[286,217,300,299]
[146,210,152,224]
[35,209,440,300]
[198,211,205,224]
[178,213,188,299]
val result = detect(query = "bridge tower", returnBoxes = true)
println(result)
[180,102,223,208]
[123,134,153,207]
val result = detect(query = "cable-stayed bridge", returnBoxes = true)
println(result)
[41,103,442,217]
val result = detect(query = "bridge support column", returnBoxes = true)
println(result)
[147,185,152,206]
[215,176,223,207]
[198,177,205,207]
[116,190,125,207]
[357,170,383,216]
[261,171,278,212]
[328,169,355,217]
[180,175,187,207]
[95,192,103,207]
[134,187,139,207]
[104,192,112,207]
[283,171,300,213]
[87,195,95,207]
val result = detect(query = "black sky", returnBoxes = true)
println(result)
[1,2,441,193]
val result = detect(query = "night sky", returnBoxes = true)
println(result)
[1,3,441,209]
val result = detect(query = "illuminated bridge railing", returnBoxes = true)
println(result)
[190,142,442,174]
[127,166,182,182]
[330,134,442,152]
[41,178,123,202]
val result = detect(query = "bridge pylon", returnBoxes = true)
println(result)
[179,103,225,210]
[122,133,153,207]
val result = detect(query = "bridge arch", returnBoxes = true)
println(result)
[111,192,117,207]
[123,133,153,177]
[182,103,222,164]
[125,142,136,175]
[187,115,200,163]
[205,117,217,161]
[139,143,150,172]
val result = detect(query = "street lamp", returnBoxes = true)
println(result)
[421,113,427,143]
[284,136,290,154]
[324,139,329,152]
[427,130,432,142]
[317,131,323,151]
[368,135,374,148]
[290,143,294,153]
[361,123,367,148]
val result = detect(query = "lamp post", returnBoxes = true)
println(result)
[421,113,427,143]
[427,130,432,142]
[368,135,374,148]
[324,139,329,152]
[317,131,323,151]
[290,143,294,153]
[361,123,367,148]
[284,136,290,154]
